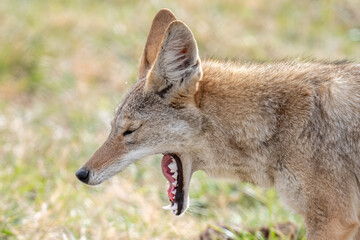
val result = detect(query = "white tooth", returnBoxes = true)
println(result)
[168,162,177,173]
[172,172,178,179]
[171,157,176,163]
[172,189,176,195]
[172,180,177,186]
[162,204,173,210]
[171,202,178,210]
[168,162,176,168]
[172,210,177,215]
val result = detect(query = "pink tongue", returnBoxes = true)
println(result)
[161,155,176,201]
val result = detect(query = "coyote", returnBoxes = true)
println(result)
[76,9,360,240]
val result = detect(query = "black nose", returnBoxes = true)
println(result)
[76,168,90,183]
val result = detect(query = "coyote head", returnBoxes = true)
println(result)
[76,9,204,216]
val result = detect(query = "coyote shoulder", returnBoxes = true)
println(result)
[76,9,360,240]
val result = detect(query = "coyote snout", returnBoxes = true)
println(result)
[76,8,360,240]
[75,136,130,185]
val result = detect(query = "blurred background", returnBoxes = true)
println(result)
[1,0,359,239]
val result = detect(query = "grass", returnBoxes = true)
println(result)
[0,0,359,239]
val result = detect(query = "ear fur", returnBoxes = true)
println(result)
[138,9,177,79]
[146,20,202,106]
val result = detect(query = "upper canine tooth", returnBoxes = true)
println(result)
[168,162,177,173]
[172,180,177,186]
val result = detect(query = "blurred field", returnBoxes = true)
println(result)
[1,0,359,239]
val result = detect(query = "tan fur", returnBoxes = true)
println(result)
[77,9,360,240]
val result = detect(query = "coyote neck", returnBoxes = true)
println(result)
[195,60,315,186]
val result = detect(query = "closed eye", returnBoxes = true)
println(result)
[122,124,142,137]
[123,130,134,136]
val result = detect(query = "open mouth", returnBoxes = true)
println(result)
[161,153,184,216]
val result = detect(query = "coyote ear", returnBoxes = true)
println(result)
[138,9,177,79]
[146,20,202,106]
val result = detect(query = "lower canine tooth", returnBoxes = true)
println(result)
[171,202,178,210]
[172,189,176,195]
[172,180,177,186]
[162,204,173,210]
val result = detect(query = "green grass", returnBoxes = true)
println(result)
[0,0,359,239]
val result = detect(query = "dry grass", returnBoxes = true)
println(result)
[1,0,359,239]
